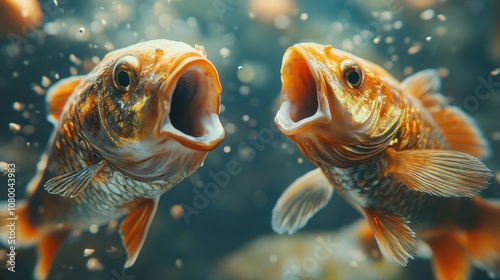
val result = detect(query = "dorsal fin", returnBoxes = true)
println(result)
[402,69,491,159]
[45,76,84,125]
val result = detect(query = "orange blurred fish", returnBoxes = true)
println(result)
[272,42,497,279]
[0,39,224,279]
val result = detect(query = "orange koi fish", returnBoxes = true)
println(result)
[272,42,497,279]
[0,39,224,279]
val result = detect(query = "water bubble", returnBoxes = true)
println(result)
[420,9,435,21]
[220,47,231,58]
[79,27,85,33]
[9,123,21,133]
[300,13,308,21]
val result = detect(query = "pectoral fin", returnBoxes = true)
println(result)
[120,197,159,268]
[272,168,333,235]
[385,149,492,197]
[44,161,106,198]
[46,75,84,124]
[364,208,417,266]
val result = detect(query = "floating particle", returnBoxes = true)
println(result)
[106,219,119,234]
[12,102,25,111]
[32,84,45,95]
[436,14,447,22]
[220,47,231,58]
[300,13,308,21]
[495,173,500,184]
[9,123,21,133]
[225,122,237,134]
[435,26,447,36]
[491,131,500,141]
[175,258,183,269]
[186,17,197,28]
[350,260,360,268]
[437,67,450,78]
[89,224,99,234]
[297,157,303,164]
[384,36,394,44]
[69,54,82,66]
[237,66,243,71]
[54,0,58,6]
[170,204,184,220]
[83,248,95,257]
[242,114,250,122]
[420,9,435,21]
[70,67,78,76]
[0,162,8,176]
[79,27,85,33]
[491,68,500,76]
[404,66,414,76]
[86,258,104,271]
[239,85,250,95]
[12,72,19,78]
[274,15,291,29]
[425,36,432,42]
[407,43,422,55]
[22,125,35,135]
[54,73,60,79]
[223,146,231,153]
[41,75,51,88]
[372,37,381,44]
[393,20,403,30]
[237,64,255,83]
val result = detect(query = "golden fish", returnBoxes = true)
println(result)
[272,42,496,280]
[0,39,224,279]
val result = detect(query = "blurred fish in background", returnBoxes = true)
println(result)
[0,0,499,279]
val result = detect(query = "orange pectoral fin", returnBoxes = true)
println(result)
[426,232,470,280]
[119,197,159,268]
[34,231,69,280]
[45,75,84,124]
[385,148,492,197]
[364,208,417,266]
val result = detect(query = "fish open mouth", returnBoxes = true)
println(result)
[275,45,331,135]
[159,58,224,151]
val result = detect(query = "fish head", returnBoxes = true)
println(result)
[276,43,404,167]
[77,39,224,181]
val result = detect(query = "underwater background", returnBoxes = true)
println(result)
[0,0,499,279]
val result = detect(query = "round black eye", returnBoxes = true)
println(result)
[117,70,130,88]
[112,56,140,92]
[343,64,363,89]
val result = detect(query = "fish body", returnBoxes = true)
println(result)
[272,43,497,279]
[1,39,224,279]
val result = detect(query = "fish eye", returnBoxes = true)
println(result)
[112,56,141,92]
[342,64,364,89]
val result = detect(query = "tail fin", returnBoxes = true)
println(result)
[0,200,40,247]
[1,201,68,280]
[465,197,500,276]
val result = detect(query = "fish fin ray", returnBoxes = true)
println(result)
[364,208,417,266]
[35,231,70,280]
[426,233,470,280]
[46,76,83,124]
[271,168,333,235]
[385,149,492,197]
[44,161,106,198]
[402,69,490,159]
[120,197,159,268]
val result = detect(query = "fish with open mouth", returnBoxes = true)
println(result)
[271,42,498,279]
[0,39,224,279]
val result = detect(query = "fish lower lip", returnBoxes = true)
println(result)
[275,46,331,135]
[159,60,224,150]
